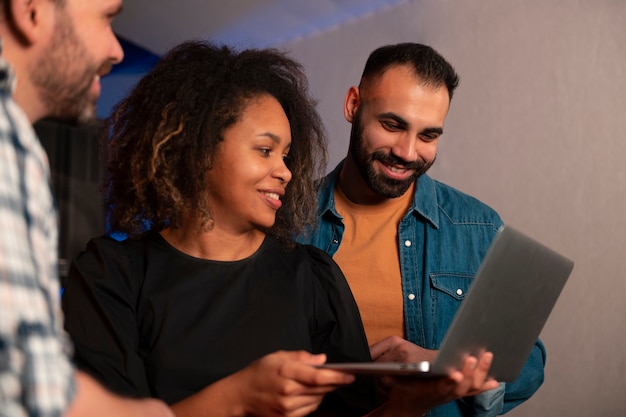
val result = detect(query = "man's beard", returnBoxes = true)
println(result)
[30,8,103,124]
[349,109,435,199]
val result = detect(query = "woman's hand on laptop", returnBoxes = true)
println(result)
[171,351,355,417]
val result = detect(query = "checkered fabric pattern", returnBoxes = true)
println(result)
[0,44,75,417]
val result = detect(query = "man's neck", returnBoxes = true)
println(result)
[12,78,45,124]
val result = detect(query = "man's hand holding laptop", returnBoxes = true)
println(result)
[366,336,499,417]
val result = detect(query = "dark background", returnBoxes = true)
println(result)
[35,120,105,282]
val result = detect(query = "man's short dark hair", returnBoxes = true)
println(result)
[360,43,460,100]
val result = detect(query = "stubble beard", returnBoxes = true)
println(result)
[30,8,102,124]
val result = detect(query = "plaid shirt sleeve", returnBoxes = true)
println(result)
[0,55,76,417]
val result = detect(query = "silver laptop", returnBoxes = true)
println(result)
[321,225,574,382]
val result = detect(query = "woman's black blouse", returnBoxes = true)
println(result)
[62,232,376,413]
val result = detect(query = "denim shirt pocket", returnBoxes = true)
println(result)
[429,273,474,345]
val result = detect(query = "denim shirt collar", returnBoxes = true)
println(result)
[319,159,441,229]
[412,171,440,229]
[318,161,344,221]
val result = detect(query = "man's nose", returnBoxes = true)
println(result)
[110,35,125,65]
[391,136,418,163]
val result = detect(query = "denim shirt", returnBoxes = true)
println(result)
[298,161,546,417]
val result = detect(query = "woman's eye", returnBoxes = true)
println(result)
[259,148,271,156]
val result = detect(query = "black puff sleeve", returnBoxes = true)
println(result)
[62,236,152,398]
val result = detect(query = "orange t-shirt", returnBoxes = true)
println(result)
[333,183,415,345]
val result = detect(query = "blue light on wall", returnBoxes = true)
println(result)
[97,36,160,120]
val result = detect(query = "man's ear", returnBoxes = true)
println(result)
[344,86,361,123]
[5,0,49,45]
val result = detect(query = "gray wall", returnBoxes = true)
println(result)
[282,0,626,415]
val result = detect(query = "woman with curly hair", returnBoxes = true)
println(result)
[62,40,374,417]
[62,41,496,417]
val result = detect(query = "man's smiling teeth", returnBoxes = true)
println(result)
[386,165,407,173]
[262,192,280,200]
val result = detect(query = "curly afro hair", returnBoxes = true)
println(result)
[102,41,327,245]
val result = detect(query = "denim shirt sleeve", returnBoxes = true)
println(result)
[460,383,506,417]
[457,337,545,416]
[499,339,546,414]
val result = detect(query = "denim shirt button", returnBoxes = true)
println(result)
[456,288,463,296]
[408,293,416,300]
[332,239,338,244]
[404,240,412,247]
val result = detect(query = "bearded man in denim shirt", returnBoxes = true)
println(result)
[299,43,545,417]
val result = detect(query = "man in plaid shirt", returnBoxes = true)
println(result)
[0,0,173,416]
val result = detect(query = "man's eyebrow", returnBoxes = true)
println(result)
[378,112,409,127]
[421,126,444,136]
